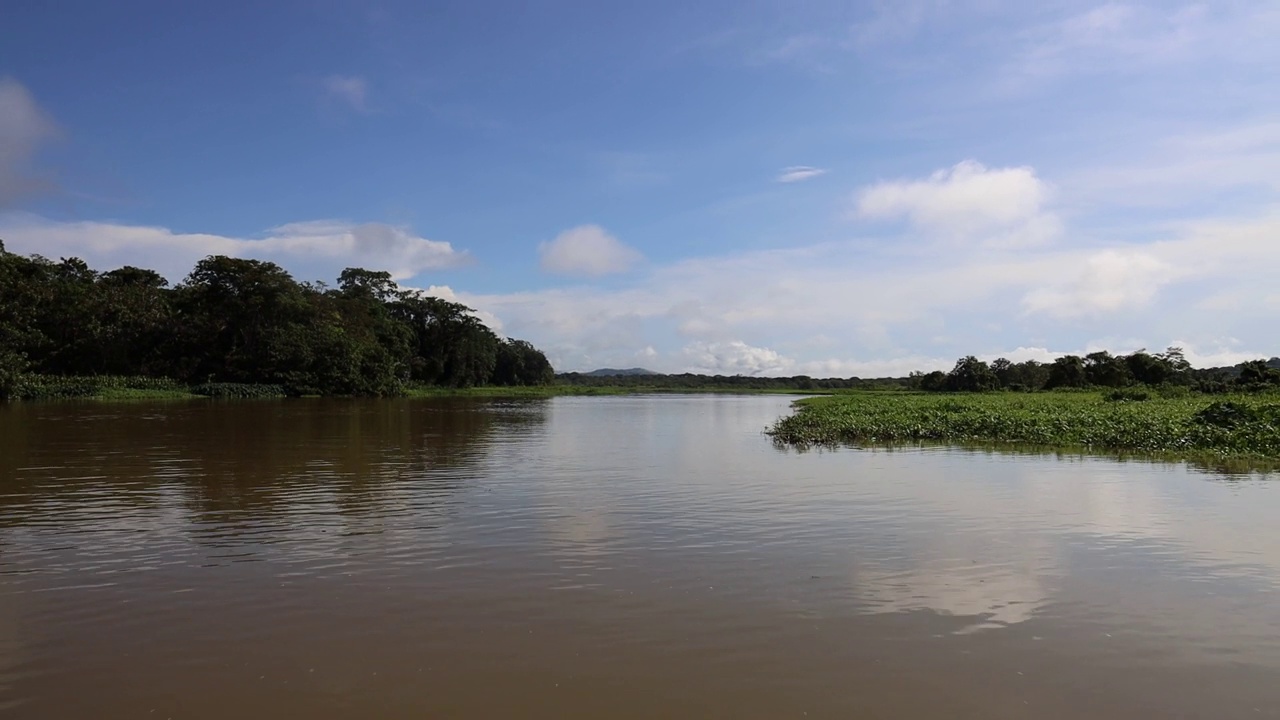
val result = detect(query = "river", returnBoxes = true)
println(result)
[1,395,1278,718]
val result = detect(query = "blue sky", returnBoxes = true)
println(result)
[2,0,1278,374]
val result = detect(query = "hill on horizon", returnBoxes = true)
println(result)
[581,368,659,377]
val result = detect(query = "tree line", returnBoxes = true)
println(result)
[560,349,1280,394]
[555,372,901,391]
[910,349,1280,393]
[0,241,553,398]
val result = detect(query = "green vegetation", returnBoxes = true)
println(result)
[908,349,1280,394]
[404,384,838,398]
[1,241,553,400]
[768,391,1280,466]
[555,371,897,392]
[558,350,1280,395]
[406,384,631,398]
[6,374,199,400]
[189,383,288,399]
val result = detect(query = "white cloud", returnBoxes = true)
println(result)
[323,75,370,112]
[454,202,1280,374]
[0,77,59,207]
[792,355,949,378]
[539,224,642,277]
[855,160,1061,247]
[0,214,467,282]
[776,165,828,183]
[1168,343,1268,370]
[1021,249,1182,318]
[681,340,791,375]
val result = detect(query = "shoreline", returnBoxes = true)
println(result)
[2,378,839,402]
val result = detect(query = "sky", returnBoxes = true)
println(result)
[1,0,1278,376]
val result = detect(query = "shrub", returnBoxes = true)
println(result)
[1193,401,1258,428]
[189,382,287,399]
[1105,388,1150,402]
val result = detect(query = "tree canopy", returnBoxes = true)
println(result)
[0,245,554,398]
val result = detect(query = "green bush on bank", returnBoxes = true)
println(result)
[2,375,295,400]
[5,374,190,400]
[188,382,287,399]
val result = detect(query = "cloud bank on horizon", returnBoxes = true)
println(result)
[1,1,1278,375]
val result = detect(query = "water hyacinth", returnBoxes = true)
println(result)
[768,391,1280,466]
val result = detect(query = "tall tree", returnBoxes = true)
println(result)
[945,356,999,392]
[391,293,500,387]
[1046,355,1087,389]
[175,256,317,384]
[1084,351,1132,388]
[94,266,173,375]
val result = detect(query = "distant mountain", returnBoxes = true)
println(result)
[582,367,659,377]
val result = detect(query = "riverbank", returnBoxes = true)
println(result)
[402,385,836,398]
[2,374,839,402]
[767,391,1280,465]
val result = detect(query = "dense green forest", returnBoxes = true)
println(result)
[0,241,553,399]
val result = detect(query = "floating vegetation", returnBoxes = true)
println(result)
[188,382,287,399]
[6,374,192,400]
[768,391,1280,464]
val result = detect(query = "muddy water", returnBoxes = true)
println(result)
[1,395,1278,718]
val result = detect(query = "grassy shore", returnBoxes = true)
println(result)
[768,391,1280,466]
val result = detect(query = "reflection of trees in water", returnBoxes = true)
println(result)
[178,398,549,524]
[0,405,177,519]
[0,399,549,527]
[0,407,32,507]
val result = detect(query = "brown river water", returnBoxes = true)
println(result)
[1,395,1278,719]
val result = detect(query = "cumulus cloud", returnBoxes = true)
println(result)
[539,224,642,277]
[263,220,466,278]
[776,165,828,183]
[856,160,1060,247]
[0,215,467,282]
[0,77,59,207]
[323,75,369,112]
[681,340,791,375]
